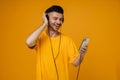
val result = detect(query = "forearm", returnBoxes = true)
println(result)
[79,53,85,64]
[72,53,85,66]
[26,23,47,48]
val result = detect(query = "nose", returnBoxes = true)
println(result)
[56,19,62,25]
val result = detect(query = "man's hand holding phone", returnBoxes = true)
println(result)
[79,38,90,55]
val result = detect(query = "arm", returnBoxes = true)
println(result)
[26,14,48,48]
[72,45,88,66]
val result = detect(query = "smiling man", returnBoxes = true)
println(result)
[26,5,88,80]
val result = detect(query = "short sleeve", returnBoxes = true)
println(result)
[34,31,45,51]
[67,38,79,63]
[34,38,40,50]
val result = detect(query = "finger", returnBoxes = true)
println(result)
[80,46,87,50]
[79,47,87,54]
[80,49,87,53]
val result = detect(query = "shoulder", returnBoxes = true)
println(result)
[39,31,47,39]
[61,33,74,42]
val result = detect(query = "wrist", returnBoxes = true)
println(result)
[80,53,85,56]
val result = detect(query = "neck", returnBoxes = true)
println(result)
[46,29,60,38]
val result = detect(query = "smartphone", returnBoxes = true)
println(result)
[80,38,90,48]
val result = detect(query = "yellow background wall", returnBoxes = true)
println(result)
[1,0,120,80]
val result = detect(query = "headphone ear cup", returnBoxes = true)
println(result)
[62,18,64,23]
[46,15,49,20]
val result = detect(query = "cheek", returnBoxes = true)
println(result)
[48,21,55,26]
[49,20,54,24]
[49,20,55,24]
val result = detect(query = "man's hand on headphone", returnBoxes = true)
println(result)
[42,13,48,26]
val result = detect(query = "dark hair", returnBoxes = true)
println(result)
[45,5,64,14]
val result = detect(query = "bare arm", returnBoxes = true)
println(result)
[72,45,88,66]
[26,14,48,48]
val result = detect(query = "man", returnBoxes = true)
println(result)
[26,5,88,80]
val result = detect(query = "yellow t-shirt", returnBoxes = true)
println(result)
[35,31,79,80]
